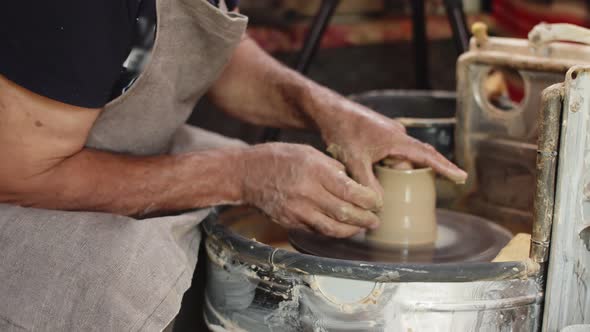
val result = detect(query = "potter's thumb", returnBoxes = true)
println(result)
[347,159,384,210]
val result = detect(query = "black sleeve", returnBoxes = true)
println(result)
[0,1,139,108]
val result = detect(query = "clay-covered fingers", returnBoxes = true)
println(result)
[323,154,347,171]
[283,197,364,238]
[270,212,314,233]
[285,220,314,233]
[382,157,413,170]
[341,156,384,202]
[322,168,382,211]
[314,190,380,229]
[390,119,407,133]
[302,209,363,238]
[396,138,467,183]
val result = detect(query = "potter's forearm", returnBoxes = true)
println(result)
[208,36,352,132]
[208,37,468,189]
[1,148,245,216]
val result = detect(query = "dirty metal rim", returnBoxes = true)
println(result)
[202,206,537,283]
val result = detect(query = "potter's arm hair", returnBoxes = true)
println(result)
[207,35,339,131]
[0,74,244,215]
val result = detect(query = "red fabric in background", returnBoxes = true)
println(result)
[248,15,485,53]
[492,0,589,37]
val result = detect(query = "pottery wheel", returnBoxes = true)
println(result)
[288,209,512,263]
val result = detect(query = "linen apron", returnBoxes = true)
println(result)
[0,0,247,331]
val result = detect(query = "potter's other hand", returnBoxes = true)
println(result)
[239,143,381,238]
[319,98,467,197]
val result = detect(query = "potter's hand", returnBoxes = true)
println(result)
[240,143,381,238]
[319,98,467,197]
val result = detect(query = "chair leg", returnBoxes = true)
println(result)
[410,0,431,90]
[443,0,470,54]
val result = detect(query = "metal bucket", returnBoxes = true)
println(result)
[349,90,456,161]
[202,207,542,332]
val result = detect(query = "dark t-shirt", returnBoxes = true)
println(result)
[0,0,238,108]
[0,1,144,108]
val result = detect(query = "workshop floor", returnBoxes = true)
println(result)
[187,39,458,144]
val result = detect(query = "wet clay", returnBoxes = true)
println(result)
[492,233,531,262]
[366,166,437,246]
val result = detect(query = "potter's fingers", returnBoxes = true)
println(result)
[271,213,314,233]
[322,170,382,211]
[391,119,407,133]
[303,210,363,238]
[314,190,380,229]
[325,156,346,171]
[344,157,384,205]
[399,139,467,184]
[315,149,346,171]
[382,157,413,170]
[288,222,315,233]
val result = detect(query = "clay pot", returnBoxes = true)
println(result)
[366,166,437,246]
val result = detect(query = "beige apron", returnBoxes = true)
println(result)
[0,0,247,330]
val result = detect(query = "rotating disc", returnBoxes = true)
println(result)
[288,209,512,263]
